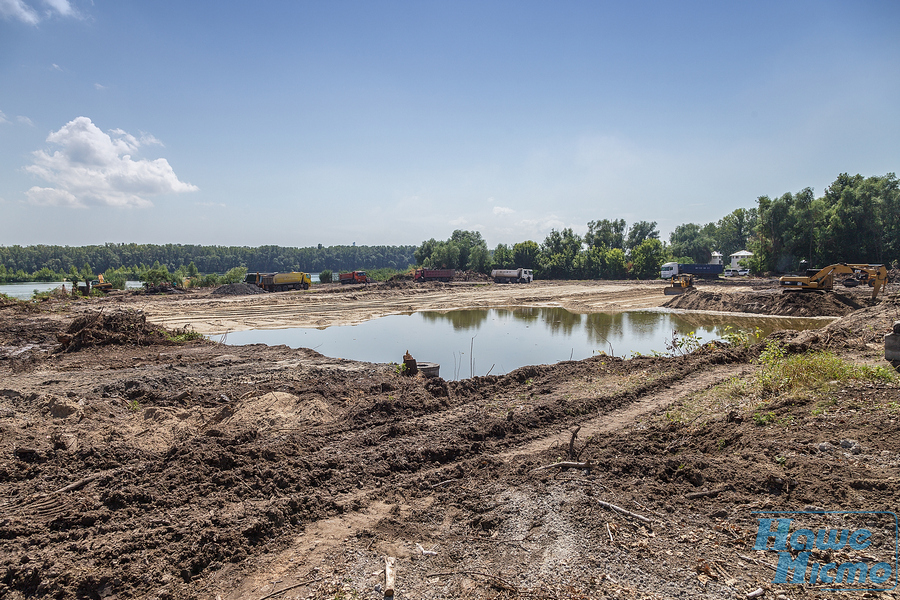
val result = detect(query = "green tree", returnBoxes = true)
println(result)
[625,221,659,254]
[467,244,491,273]
[630,238,666,279]
[539,228,582,279]
[585,218,626,249]
[512,240,540,269]
[221,266,248,284]
[669,223,715,263]
[491,244,514,270]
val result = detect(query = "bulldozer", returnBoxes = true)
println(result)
[664,273,694,295]
[779,263,888,300]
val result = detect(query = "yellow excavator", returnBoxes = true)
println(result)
[779,263,889,299]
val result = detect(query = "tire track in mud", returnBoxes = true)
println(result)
[498,362,753,460]
[219,355,751,599]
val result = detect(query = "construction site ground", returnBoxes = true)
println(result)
[1,278,899,600]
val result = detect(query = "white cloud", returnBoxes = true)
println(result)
[51,63,61,71]
[449,216,467,226]
[0,0,77,24]
[0,109,7,124]
[42,0,73,17]
[17,115,33,126]
[492,206,514,216]
[24,116,198,208]
[94,83,106,91]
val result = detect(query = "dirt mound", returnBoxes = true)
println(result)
[663,288,866,317]
[138,283,185,295]
[211,282,268,296]
[55,309,172,352]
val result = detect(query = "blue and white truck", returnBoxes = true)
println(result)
[660,262,724,279]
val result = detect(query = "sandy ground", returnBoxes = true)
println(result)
[132,280,759,335]
[1,279,899,600]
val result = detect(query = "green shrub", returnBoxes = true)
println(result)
[318,270,332,284]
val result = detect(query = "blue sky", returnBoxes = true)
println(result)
[1,1,898,249]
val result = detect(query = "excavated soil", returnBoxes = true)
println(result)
[1,280,899,600]
[211,283,269,297]
[663,288,870,317]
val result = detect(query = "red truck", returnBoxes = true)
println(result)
[339,271,371,285]
[414,268,455,282]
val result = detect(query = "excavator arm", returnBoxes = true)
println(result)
[779,263,888,299]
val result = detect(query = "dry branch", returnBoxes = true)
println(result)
[257,578,319,600]
[426,571,518,593]
[597,500,653,528]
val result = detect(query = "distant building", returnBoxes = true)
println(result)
[729,250,753,269]
[710,251,723,265]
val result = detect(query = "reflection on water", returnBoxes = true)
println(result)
[225,307,830,381]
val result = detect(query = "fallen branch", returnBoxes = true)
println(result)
[606,522,614,543]
[257,577,320,600]
[532,461,592,472]
[426,571,518,593]
[737,553,776,571]
[430,478,459,488]
[416,543,437,556]
[597,500,653,529]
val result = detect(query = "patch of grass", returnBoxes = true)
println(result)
[720,325,763,348]
[754,342,897,398]
[166,327,205,343]
[752,410,775,426]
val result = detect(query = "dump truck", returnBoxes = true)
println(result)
[660,262,724,279]
[491,268,533,283]
[414,268,454,282]
[339,271,371,285]
[246,271,311,292]
[779,263,888,300]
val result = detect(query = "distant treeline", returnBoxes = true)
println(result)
[3,172,897,284]
[0,243,417,283]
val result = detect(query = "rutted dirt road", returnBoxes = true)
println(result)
[1,282,898,600]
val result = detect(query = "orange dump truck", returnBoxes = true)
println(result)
[339,271,371,284]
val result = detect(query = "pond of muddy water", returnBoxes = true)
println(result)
[224,308,829,380]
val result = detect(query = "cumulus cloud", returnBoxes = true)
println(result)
[25,116,198,208]
[492,206,514,216]
[449,216,468,226]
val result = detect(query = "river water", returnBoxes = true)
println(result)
[0,281,144,299]
[224,307,829,380]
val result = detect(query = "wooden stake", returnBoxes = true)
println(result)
[384,556,396,596]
